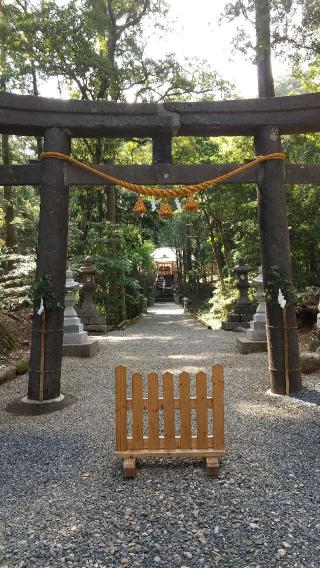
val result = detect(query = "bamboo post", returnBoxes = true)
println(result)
[283,307,289,396]
[39,311,46,402]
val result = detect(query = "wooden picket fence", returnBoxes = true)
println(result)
[115,364,225,477]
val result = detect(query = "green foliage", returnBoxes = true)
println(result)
[204,278,239,321]
[264,265,296,305]
[69,221,155,325]
[32,273,64,313]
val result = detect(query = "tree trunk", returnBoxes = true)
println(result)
[107,185,116,222]
[255,0,275,98]
[31,65,43,157]
[201,200,225,288]
[2,134,16,249]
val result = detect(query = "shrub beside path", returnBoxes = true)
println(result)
[0,303,319,568]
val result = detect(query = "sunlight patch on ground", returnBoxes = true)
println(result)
[166,353,213,361]
[234,400,302,419]
[106,335,175,342]
[148,305,184,316]
[197,315,222,331]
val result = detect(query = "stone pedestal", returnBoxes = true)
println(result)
[142,297,148,314]
[63,268,99,357]
[237,266,267,354]
[183,297,189,313]
[77,256,107,333]
[222,263,256,331]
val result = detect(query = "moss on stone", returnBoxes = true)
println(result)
[309,327,320,352]
[13,357,30,375]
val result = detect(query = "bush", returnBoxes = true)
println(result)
[207,278,240,320]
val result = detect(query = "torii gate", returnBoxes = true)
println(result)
[2,91,320,401]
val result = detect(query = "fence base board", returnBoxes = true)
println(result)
[116,448,225,459]
[123,458,136,478]
[205,457,220,476]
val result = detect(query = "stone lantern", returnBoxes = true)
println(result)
[77,256,107,333]
[235,263,251,308]
[247,266,267,340]
[237,266,268,353]
[221,262,256,331]
[63,267,99,357]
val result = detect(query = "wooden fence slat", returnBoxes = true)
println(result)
[148,372,160,448]
[213,364,224,450]
[132,372,144,449]
[196,371,208,448]
[179,372,191,448]
[115,365,127,451]
[163,372,176,449]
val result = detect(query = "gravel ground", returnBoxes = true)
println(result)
[0,303,319,568]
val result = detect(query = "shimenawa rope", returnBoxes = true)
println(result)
[40,151,286,216]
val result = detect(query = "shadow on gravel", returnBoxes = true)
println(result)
[132,457,217,476]
[5,394,77,416]
[292,387,320,406]
[0,432,90,493]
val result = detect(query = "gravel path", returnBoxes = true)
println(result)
[0,303,319,568]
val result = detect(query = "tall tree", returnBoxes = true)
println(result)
[0,7,16,250]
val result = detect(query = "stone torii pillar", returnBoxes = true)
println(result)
[255,132,301,394]
[27,128,70,402]
[254,0,301,394]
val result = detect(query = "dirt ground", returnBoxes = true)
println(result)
[0,309,32,366]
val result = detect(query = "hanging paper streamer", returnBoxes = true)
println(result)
[37,296,45,315]
[151,197,157,212]
[278,289,286,309]
[175,198,182,210]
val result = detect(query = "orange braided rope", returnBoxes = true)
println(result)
[40,151,286,198]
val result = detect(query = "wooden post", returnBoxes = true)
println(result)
[254,0,302,394]
[27,127,70,401]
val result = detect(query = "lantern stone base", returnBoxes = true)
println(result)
[78,315,107,334]
[63,339,100,358]
[86,324,107,333]
[221,320,251,331]
[237,337,268,354]
[221,304,256,331]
